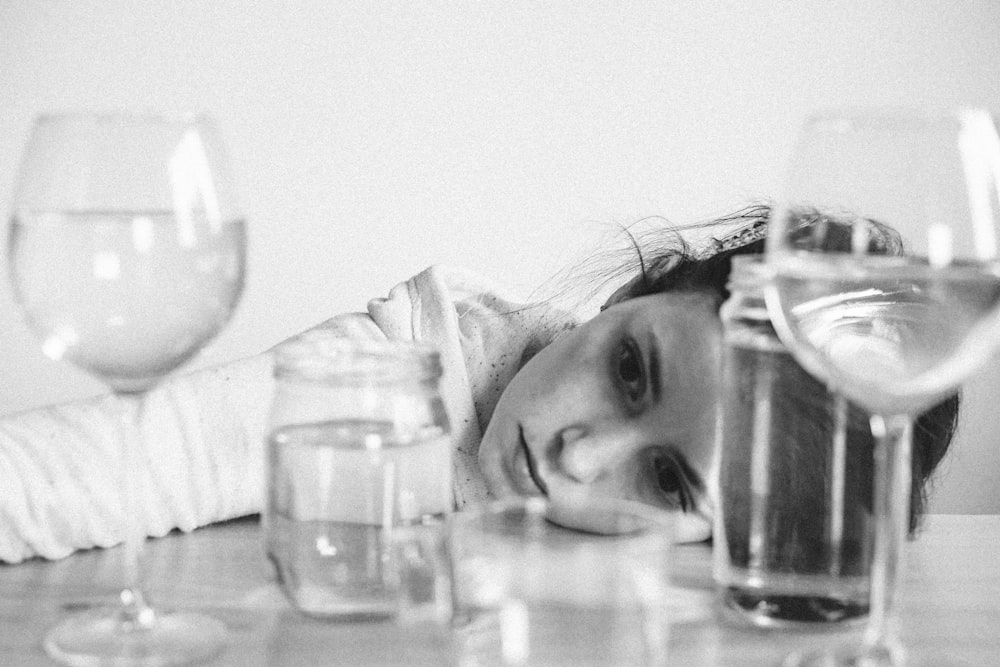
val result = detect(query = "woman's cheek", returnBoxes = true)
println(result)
[673,512,712,543]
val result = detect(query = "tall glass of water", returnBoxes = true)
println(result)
[714,255,875,629]
[7,112,246,665]
[764,109,1000,665]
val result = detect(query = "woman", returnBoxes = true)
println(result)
[0,204,958,562]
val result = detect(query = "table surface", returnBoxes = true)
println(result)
[1,514,997,666]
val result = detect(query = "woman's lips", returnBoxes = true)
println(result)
[514,426,548,496]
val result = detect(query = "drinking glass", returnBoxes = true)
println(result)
[264,332,453,621]
[7,112,246,664]
[714,256,874,629]
[449,497,673,667]
[764,109,1000,665]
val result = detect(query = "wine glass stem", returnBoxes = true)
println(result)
[117,391,156,630]
[866,413,912,659]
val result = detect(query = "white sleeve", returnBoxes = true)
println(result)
[0,351,274,563]
[0,293,409,563]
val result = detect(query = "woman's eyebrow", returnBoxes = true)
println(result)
[647,334,662,403]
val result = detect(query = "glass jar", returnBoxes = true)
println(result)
[263,330,452,620]
[713,256,873,628]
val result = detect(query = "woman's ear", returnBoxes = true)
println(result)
[600,254,682,311]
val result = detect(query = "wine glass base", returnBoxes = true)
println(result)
[44,607,227,666]
[783,642,902,667]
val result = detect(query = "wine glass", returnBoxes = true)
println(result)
[7,112,247,665]
[764,108,1000,665]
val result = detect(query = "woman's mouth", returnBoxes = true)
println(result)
[515,427,548,496]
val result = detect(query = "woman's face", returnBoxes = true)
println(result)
[478,291,722,541]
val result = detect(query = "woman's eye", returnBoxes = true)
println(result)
[616,339,645,402]
[654,457,690,512]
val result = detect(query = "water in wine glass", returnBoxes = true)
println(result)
[9,209,246,393]
[768,254,1000,416]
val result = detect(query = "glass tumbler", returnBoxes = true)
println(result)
[264,330,453,620]
[713,256,874,628]
[450,497,673,667]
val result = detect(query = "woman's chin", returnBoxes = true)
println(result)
[538,487,659,536]
[540,488,711,543]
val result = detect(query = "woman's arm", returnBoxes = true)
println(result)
[0,352,273,563]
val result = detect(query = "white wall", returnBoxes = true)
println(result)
[1,1,998,513]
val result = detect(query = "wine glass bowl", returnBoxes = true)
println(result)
[767,110,1000,417]
[7,112,245,664]
[9,113,246,394]
[764,108,1000,666]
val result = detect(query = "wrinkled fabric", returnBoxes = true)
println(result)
[0,265,572,562]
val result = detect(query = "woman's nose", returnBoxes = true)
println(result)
[556,426,624,484]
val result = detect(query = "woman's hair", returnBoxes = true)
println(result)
[607,202,959,538]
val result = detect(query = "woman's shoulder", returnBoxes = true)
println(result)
[408,264,519,304]
[372,264,535,331]
[407,264,575,330]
